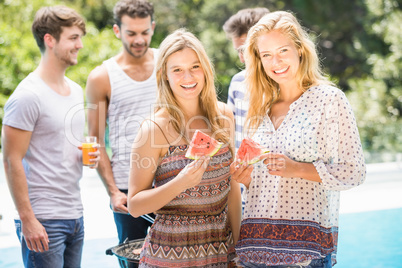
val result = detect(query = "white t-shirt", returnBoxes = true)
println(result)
[3,73,85,220]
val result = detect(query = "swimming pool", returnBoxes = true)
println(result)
[1,160,401,267]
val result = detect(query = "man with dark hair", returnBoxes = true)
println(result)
[85,1,157,267]
[223,7,270,211]
[2,6,99,267]
[223,7,270,149]
[31,6,86,53]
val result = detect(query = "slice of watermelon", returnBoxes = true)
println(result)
[185,130,223,160]
[236,137,269,164]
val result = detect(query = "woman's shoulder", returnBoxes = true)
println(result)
[136,110,172,147]
[308,83,347,100]
[150,109,171,128]
[305,84,354,115]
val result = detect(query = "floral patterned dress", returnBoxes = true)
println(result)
[139,144,235,268]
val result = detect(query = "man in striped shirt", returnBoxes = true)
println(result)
[223,7,270,207]
[86,1,157,267]
[223,7,270,149]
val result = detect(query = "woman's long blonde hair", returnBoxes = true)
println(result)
[155,28,230,146]
[244,11,334,132]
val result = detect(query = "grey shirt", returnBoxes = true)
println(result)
[3,73,85,220]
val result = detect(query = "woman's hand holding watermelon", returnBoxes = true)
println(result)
[260,153,294,177]
[176,156,211,190]
[260,153,321,182]
[229,160,254,189]
[230,151,321,187]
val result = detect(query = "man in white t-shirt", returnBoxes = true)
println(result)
[85,1,158,267]
[2,6,99,267]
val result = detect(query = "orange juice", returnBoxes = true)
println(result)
[82,142,97,166]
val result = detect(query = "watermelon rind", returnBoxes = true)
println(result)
[238,149,269,165]
[236,138,269,165]
[185,130,223,160]
[185,142,222,160]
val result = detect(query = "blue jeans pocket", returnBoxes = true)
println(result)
[15,217,84,268]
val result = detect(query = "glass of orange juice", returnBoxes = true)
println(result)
[82,136,97,166]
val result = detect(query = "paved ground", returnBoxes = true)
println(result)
[0,163,120,267]
[0,159,401,267]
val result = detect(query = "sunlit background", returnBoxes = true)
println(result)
[0,0,401,267]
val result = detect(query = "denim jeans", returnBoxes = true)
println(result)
[15,217,84,268]
[239,254,332,268]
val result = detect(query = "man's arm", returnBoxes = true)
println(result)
[86,66,129,214]
[1,125,49,252]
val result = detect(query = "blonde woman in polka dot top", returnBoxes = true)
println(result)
[230,11,366,268]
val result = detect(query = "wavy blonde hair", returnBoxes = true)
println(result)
[244,11,334,132]
[155,29,230,146]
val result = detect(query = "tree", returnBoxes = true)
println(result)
[0,0,400,162]
[346,0,402,162]
[0,0,121,128]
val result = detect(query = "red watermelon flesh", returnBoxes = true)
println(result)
[185,130,222,160]
[236,137,269,164]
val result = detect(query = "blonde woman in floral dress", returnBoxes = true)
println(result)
[127,29,242,267]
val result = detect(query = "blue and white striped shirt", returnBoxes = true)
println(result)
[227,70,249,208]
[226,70,249,150]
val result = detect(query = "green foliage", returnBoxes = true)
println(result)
[0,0,122,123]
[0,0,39,104]
[0,0,400,162]
[346,0,402,162]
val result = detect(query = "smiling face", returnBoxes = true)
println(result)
[115,15,155,59]
[257,30,301,88]
[53,26,84,66]
[166,47,205,103]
